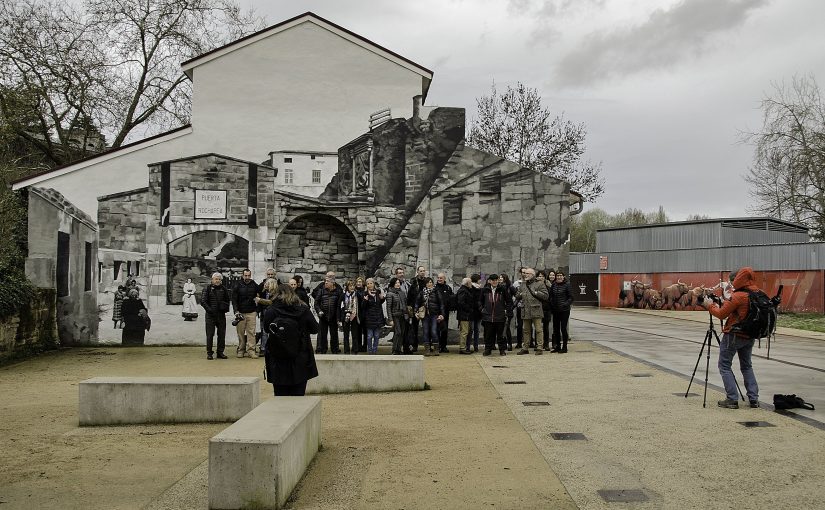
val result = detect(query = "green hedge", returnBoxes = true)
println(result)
[0,266,35,321]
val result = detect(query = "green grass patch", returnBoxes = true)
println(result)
[777,313,825,334]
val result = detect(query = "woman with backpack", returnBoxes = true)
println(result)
[261,285,320,396]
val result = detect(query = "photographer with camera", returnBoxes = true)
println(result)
[232,269,259,359]
[700,267,761,409]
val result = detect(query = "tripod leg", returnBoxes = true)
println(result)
[767,334,772,360]
[703,330,711,408]
[685,329,709,398]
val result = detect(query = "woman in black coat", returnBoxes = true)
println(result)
[415,277,445,355]
[549,271,574,353]
[262,285,320,396]
[121,289,147,345]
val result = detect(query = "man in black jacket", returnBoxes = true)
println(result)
[480,274,513,356]
[232,269,259,358]
[434,273,455,353]
[314,278,344,353]
[407,266,428,352]
[201,272,231,360]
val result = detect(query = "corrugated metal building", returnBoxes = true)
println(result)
[569,218,825,312]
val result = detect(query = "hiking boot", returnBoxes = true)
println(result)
[717,399,739,409]
[517,348,529,355]
[217,353,228,359]
[482,350,492,356]
[249,352,259,359]
[499,350,506,356]
[749,400,759,408]
[535,349,543,355]
[207,354,214,360]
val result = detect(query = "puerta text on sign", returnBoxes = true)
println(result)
[195,190,227,219]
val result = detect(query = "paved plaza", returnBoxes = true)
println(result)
[1,309,823,509]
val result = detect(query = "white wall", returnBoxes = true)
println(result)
[190,20,423,159]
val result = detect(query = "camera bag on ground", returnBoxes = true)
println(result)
[267,317,304,359]
[773,394,815,410]
[729,290,776,339]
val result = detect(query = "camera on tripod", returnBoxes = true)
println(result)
[231,313,243,326]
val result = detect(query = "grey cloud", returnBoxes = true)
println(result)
[554,0,769,87]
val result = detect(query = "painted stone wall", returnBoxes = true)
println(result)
[0,289,59,363]
[277,213,359,278]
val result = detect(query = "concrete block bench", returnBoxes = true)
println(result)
[307,354,425,394]
[209,396,321,510]
[78,376,260,426]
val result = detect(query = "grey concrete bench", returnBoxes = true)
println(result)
[209,396,321,510]
[307,354,425,394]
[78,376,260,426]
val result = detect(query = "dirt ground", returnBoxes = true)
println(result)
[0,346,574,510]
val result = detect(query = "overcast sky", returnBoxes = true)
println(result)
[239,0,825,220]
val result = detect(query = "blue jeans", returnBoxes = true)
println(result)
[718,333,759,401]
[422,315,439,347]
[470,319,480,349]
[367,328,381,353]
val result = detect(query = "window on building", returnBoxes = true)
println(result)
[57,232,70,297]
[98,262,103,283]
[84,242,92,291]
[134,261,140,276]
[114,260,123,281]
[284,157,292,163]
[126,261,132,277]
[284,168,294,184]
[443,196,463,225]
[310,154,316,160]
[312,169,321,184]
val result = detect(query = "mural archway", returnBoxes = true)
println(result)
[276,213,359,286]
[166,230,249,304]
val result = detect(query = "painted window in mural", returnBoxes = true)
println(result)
[166,231,249,304]
[312,169,321,183]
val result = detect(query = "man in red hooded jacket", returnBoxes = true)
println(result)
[702,267,760,409]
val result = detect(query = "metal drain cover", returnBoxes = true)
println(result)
[739,421,775,428]
[522,401,550,406]
[504,381,526,384]
[550,432,586,440]
[491,365,508,368]
[597,489,649,502]
[629,373,653,377]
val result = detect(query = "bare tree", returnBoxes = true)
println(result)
[0,0,264,166]
[467,82,605,201]
[744,75,825,240]
[569,206,670,252]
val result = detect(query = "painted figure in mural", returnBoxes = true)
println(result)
[500,273,516,351]
[181,278,199,321]
[385,277,407,355]
[254,278,280,354]
[407,266,428,352]
[261,284,319,396]
[456,277,475,354]
[232,269,259,359]
[361,278,386,354]
[112,285,127,329]
[480,274,513,356]
[314,278,344,354]
[536,270,555,351]
[353,152,370,191]
[549,271,574,353]
[341,280,360,354]
[516,268,549,355]
[701,267,761,409]
[121,288,148,345]
[415,277,445,356]
[201,272,231,360]
[434,273,455,353]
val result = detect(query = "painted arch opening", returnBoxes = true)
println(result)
[166,230,249,304]
[276,213,359,285]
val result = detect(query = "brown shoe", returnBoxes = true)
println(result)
[517,349,529,355]
[535,349,543,355]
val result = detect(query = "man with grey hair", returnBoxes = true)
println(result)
[201,272,231,360]
[516,267,549,355]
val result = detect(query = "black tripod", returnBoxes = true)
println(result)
[685,312,743,408]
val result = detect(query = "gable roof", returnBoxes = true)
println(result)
[180,12,433,100]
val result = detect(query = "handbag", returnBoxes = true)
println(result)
[415,306,426,320]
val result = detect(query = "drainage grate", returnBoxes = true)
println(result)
[597,489,649,503]
[522,401,550,406]
[491,365,508,368]
[504,381,526,384]
[550,432,586,440]
[629,373,652,378]
[676,392,700,397]
[600,360,619,364]
[739,421,775,428]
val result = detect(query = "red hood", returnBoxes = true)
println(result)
[732,267,757,290]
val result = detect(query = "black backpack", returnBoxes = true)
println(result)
[773,394,815,410]
[267,316,304,359]
[730,290,776,339]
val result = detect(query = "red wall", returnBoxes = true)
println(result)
[599,271,825,313]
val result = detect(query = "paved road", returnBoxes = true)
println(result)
[571,308,824,426]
